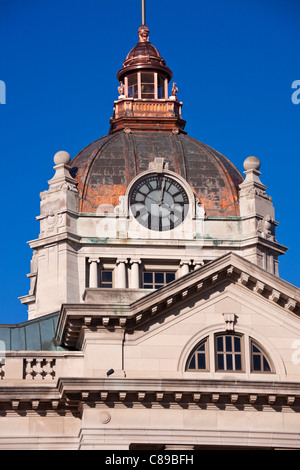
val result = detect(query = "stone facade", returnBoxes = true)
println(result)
[0,22,299,450]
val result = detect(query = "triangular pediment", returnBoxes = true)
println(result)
[56,253,299,349]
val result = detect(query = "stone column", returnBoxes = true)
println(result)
[88,258,100,288]
[116,259,128,288]
[130,259,141,288]
[193,259,204,270]
[180,261,190,277]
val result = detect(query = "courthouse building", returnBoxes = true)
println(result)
[0,22,299,450]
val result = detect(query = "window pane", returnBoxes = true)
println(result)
[253,354,261,371]
[143,272,153,283]
[128,74,137,86]
[158,87,164,98]
[166,272,175,283]
[217,336,223,352]
[234,336,241,352]
[263,357,271,372]
[226,354,233,370]
[141,73,154,83]
[197,353,206,370]
[217,354,224,370]
[252,345,260,353]
[235,354,242,370]
[141,84,154,94]
[197,343,205,352]
[188,356,196,370]
[158,75,165,98]
[155,272,164,284]
[226,336,232,352]
[102,271,112,283]
[128,85,138,98]
[144,284,153,289]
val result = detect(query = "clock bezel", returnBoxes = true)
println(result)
[128,170,194,232]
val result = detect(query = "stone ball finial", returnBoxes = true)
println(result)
[243,156,261,171]
[54,151,71,166]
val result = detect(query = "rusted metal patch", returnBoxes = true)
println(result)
[71,131,243,217]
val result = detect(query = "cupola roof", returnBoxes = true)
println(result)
[117,25,173,83]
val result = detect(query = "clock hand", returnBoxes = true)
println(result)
[146,194,160,205]
[158,177,166,206]
[160,201,171,210]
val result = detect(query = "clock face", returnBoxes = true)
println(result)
[129,174,189,231]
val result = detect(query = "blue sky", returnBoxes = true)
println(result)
[0,0,299,324]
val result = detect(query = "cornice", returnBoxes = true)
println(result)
[55,253,300,349]
[1,376,300,414]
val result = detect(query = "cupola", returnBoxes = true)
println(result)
[109,24,186,134]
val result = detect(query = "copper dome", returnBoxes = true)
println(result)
[117,25,172,82]
[70,131,243,217]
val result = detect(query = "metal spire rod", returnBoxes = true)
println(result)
[141,0,146,25]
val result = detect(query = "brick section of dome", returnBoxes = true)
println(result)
[70,132,243,216]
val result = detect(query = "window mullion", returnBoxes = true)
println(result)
[137,72,141,99]
[154,73,158,99]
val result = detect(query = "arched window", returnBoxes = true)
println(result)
[215,334,243,372]
[186,338,208,371]
[185,332,275,375]
[250,340,272,373]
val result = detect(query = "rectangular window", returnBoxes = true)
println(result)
[157,75,165,98]
[101,270,113,288]
[215,335,243,372]
[128,74,138,98]
[141,73,155,98]
[143,271,175,289]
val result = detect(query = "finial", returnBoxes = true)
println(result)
[243,156,261,172]
[138,24,149,42]
[54,151,71,166]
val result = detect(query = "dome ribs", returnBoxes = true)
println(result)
[71,132,242,217]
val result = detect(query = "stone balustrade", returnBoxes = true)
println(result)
[24,358,56,380]
[0,352,84,381]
